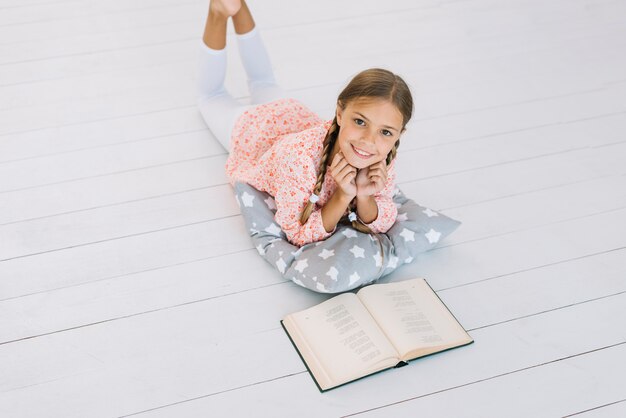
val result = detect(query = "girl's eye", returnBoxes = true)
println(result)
[382,130,392,137]
[354,118,365,126]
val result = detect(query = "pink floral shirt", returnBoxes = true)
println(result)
[225,98,398,247]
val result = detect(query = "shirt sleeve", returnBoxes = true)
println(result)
[272,151,335,247]
[361,160,398,234]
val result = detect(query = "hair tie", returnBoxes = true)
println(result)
[309,194,320,204]
[348,211,357,222]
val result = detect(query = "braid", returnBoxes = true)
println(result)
[386,139,400,165]
[300,121,402,242]
[299,117,339,225]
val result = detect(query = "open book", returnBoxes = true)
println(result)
[281,277,474,392]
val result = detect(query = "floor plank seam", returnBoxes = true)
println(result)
[3,272,624,357]
[3,121,624,198]
[0,246,261,302]
[0,128,211,165]
[0,282,285,347]
[563,398,626,417]
[5,197,624,263]
[2,166,621,228]
[119,340,626,417]
[438,246,626,292]
[340,341,626,417]
[2,0,618,67]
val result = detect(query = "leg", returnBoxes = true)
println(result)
[232,1,288,104]
[197,1,251,152]
[202,0,241,49]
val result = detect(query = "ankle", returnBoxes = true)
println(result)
[208,7,230,21]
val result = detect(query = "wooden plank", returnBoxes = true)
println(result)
[1,125,624,227]
[2,0,624,103]
[1,0,624,415]
[572,400,626,418]
[1,159,625,298]
[2,187,625,341]
[2,85,625,193]
[2,161,625,260]
[349,344,626,417]
[1,1,624,135]
[2,22,624,159]
[0,0,431,50]
[1,278,624,416]
[124,344,626,417]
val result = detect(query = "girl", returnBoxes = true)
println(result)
[198,0,414,247]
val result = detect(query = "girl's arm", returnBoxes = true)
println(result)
[356,160,398,233]
[274,183,335,247]
[321,189,353,232]
[321,151,358,232]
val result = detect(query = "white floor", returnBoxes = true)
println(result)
[1,0,626,416]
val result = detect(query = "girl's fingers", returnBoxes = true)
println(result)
[330,151,343,170]
[368,174,382,186]
[337,163,357,181]
[330,153,350,174]
[368,168,387,184]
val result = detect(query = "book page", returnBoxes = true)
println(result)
[357,278,473,361]
[283,292,400,390]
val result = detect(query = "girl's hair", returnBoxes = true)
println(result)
[299,68,414,235]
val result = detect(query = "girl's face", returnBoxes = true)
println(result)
[333,98,404,169]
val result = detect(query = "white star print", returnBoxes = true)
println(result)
[265,223,282,236]
[373,252,382,267]
[349,245,365,258]
[264,196,276,210]
[318,249,335,260]
[349,272,360,286]
[292,277,304,287]
[387,255,399,269]
[256,244,265,255]
[405,256,414,263]
[342,229,358,238]
[294,259,309,273]
[316,282,328,292]
[400,228,416,242]
[422,208,439,217]
[278,251,283,256]
[396,212,408,222]
[326,266,339,281]
[425,228,442,243]
[276,257,286,273]
[395,202,402,209]
[240,192,255,207]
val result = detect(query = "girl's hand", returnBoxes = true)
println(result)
[356,160,388,198]
[329,152,357,198]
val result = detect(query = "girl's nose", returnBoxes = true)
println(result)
[362,130,376,143]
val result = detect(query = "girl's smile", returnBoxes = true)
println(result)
[331,97,404,169]
[351,144,374,159]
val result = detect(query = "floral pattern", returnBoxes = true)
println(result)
[225,98,398,247]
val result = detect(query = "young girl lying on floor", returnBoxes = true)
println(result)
[197,0,414,247]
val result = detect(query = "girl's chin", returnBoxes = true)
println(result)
[344,155,370,169]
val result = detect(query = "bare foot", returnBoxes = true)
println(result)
[210,0,242,17]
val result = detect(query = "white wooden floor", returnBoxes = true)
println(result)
[1,0,626,416]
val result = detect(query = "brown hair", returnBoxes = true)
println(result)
[299,68,414,234]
